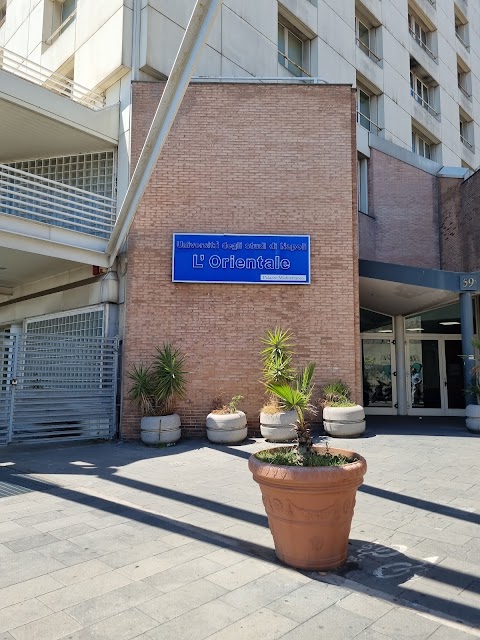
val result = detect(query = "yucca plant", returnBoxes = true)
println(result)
[261,328,295,409]
[128,343,187,416]
[321,380,355,407]
[267,363,317,462]
[127,364,158,417]
[153,343,187,415]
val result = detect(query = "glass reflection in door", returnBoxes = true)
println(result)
[445,340,465,409]
[362,340,393,408]
[409,340,441,409]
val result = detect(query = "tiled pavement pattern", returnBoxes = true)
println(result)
[0,416,478,640]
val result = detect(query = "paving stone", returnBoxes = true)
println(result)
[137,579,227,624]
[280,603,372,639]
[206,557,278,591]
[370,608,441,639]
[66,608,158,640]
[65,581,157,626]
[50,559,112,586]
[4,533,59,552]
[50,524,97,540]
[144,557,224,592]
[144,599,246,640]
[266,581,351,624]
[0,599,53,633]
[9,611,82,640]
[205,607,296,640]
[0,550,65,589]
[427,624,480,640]
[336,592,395,620]
[100,540,173,569]
[0,575,63,610]
[37,571,132,611]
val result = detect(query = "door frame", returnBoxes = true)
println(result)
[362,335,398,415]
[406,334,463,417]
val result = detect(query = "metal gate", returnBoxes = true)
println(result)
[0,331,118,445]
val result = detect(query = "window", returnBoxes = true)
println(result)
[357,155,368,214]
[410,68,438,117]
[46,0,77,44]
[61,0,76,24]
[457,59,471,99]
[357,89,372,131]
[455,11,469,48]
[408,12,436,59]
[460,113,474,151]
[355,16,381,63]
[412,129,433,160]
[0,1,6,27]
[278,20,310,77]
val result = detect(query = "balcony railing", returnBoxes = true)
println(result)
[356,111,381,134]
[356,38,382,64]
[459,83,471,99]
[0,164,116,238]
[461,135,474,152]
[409,29,437,60]
[410,89,439,119]
[278,51,311,77]
[455,31,469,50]
[0,47,105,110]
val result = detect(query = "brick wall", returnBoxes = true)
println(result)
[359,149,440,269]
[122,82,360,439]
[440,172,480,273]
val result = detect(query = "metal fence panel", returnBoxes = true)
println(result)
[0,332,15,445]
[9,333,118,444]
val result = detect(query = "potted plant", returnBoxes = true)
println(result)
[465,338,480,433]
[259,328,298,442]
[249,363,367,571]
[206,395,247,444]
[321,380,366,438]
[128,343,187,445]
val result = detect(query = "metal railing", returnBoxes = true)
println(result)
[455,31,469,49]
[356,111,382,134]
[410,89,439,118]
[409,29,437,60]
[461,135,474,151]
[356,38,382,64]
[0,46,105,110]
[278,51,311,77]
[459,83,471,99]
[0,164,116,238]
[45,9,77,45]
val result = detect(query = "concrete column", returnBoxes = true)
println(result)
[460,292,476,406]
[394,315,408,415]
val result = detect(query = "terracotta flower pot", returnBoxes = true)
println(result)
[249,446,367,571]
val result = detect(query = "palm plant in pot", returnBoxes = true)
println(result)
[128,343,187,445]
[465,337,480,433]
[206,395,248,444]
[249,363,367,571]
[259,328,298,442]
[321,380,366,438]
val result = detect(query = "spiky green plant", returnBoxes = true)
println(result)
[321,380,355,407]
[261,328,296,410]
[153,343,187,415]
[267,362,317,462]
[127,365,158,417]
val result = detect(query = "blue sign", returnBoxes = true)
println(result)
[172,233,310,284]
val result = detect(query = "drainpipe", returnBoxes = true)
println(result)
[394,315,408,415]
[460,291,476,405]
[106,0,223,266]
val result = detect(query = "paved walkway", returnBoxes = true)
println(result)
[0,417,478,640]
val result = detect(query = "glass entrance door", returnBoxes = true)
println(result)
[362,338,397,414]
[407,337,464,416]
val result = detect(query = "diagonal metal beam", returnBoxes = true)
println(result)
[106,0,223,265]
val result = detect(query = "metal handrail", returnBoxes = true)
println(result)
[461,135,474,151]
[0,46,105,110]
[356,37,382,63]
[410,89,439,118]
[277,51,311,77]
[409,28,437,60]
[459,83,471,99]
[456,31,469,49]
[45,9,77,45]
[0,164,116,238]
[356,110,381,133]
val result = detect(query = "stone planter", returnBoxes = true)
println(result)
[323,405,366,438]
[140,414,181,445]
[260,409,297,442]
[249,446,367,570]
[465,404,480,433]
[206,411,247,444]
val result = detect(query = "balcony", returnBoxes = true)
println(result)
[0,47,104,110]
[0,165,115,265]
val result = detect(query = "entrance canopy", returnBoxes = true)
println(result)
[359,260,468,316]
